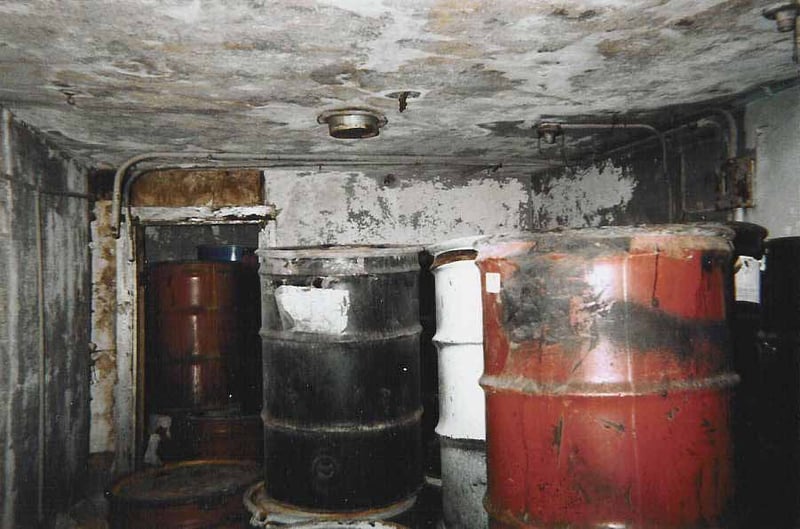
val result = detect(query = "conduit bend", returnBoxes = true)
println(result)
[110,153,548,237]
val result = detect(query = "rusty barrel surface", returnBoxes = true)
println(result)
[146,261,252,412]
[475,225,737,529]
[195,245,264,414]
[107,460,259,529]
[189,412,263,461]
[259,245,423,511]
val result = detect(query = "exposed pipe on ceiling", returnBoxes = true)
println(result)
[534,122,672,221]
[707,109,738,158]
[532,113,741,223]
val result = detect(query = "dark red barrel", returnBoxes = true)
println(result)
[146,261,245,412]
[188,412,263,460]
[195,245,264,414]
[107,460,259,529]
[476,225,737,529]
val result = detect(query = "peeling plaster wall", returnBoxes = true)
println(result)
[263,168,531,246]
[0,108,90,529]
[530,129,727,229]
[744,85,800,237]
[531,162,637,228]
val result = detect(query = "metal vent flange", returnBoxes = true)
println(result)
[317,108,388,139]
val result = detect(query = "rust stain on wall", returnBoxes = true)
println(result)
[130,169,263,207]
[90,199,118,453]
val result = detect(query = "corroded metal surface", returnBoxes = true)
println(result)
[476,225,736,529]
[188,413,263,460]
[145,261,255,412]
[107,460,259,529]
[196,245,263,413]
[260,244,423,511]
[130,169,263,207]
[163,412,263,462]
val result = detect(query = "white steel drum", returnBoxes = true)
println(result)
[429,239,488,529]
[432,248,485,441]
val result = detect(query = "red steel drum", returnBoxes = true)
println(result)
[475,225,737,529]
[146,261,245,412]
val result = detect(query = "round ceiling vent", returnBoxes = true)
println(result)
[317,108,388,139]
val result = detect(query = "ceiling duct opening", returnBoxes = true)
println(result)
[317,108,388,139]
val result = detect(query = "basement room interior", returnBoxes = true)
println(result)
[2,1,800,528]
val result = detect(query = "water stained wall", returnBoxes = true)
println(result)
[89,200,117,454]
[263,167,533,246]
[0,107,90,529]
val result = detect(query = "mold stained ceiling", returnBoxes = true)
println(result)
[0,0,797,166]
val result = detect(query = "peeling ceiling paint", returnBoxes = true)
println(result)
[0,0,796,165]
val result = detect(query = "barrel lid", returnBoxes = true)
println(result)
[259,244,422,275]
[426,235,490,269]
[474,223,734,260]
[426,235,494,257]
[431,249,478,269]
[727,222,768,258]
[108,460,259,506]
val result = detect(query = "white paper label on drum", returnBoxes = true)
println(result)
[734,255,761,304]
[485,273,501,293]
[275,285,350,334]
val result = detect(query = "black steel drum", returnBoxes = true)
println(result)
[260,245,423,511]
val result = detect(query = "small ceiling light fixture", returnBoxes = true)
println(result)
[317,108,388,139]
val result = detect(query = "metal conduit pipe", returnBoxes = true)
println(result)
[595,119,720,160]
[705,109,743,221]
[554,123,668,177]
[110,152,549,237]
[708,109,738,158]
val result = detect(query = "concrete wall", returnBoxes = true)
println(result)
[743,85,800,237]
[0,108,91,528]
[263,167,533,246]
